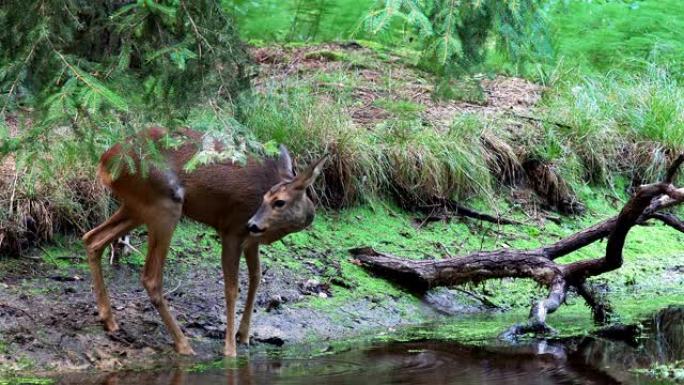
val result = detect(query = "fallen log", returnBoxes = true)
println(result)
[351,154,684,339]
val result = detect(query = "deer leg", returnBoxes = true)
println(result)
[221,235,242,357]
[141,202,194,355]
[237,243,260,345]
[83,207,140,332]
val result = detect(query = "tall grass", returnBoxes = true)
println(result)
[239,85,495,207]
[378,115,493,205]
[239,86,386,207]
[0,137,111,256]
[543,63,684,185]
[550,0,684,77]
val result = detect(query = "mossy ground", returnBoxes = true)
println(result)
[25,181,684,345]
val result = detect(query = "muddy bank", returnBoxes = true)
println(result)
[0,253,484,372]
[39,306,684,385]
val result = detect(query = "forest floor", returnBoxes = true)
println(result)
[1,202,684,373]
[2,43,684,375]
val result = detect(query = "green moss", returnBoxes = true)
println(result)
[0,378,53,385]
[303,50,346,61]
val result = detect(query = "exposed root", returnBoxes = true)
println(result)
[575,282,614,325]
[522,158,585,215]
[417,199,522,226]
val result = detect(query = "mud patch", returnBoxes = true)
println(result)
[0,252,479,372]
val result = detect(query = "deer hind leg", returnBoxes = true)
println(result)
[237,243,260,345]
[140,199,194,355]
[83,207,140,332]
[220,235,243,357]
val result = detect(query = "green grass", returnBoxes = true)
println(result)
[229,0,374,42]
[542,62,684,185]
[378,115,493,203]
[550,0,684,78]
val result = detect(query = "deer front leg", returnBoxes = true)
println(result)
[237,244,261,345]
[221,235,242,357]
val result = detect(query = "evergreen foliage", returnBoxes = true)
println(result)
[363,0,552,91]
[0,0,251,159]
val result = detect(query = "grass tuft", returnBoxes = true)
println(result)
[543,63,684,186]
[378,115,492,206]
[239,86,385,207]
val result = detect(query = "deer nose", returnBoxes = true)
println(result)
[247,222,266,234]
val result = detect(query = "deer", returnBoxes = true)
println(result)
[82,127,327,356]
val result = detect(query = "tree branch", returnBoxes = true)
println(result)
[352,153,684,338]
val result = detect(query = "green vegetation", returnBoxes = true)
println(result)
[541,63,684,186]
[230,0,372,42]
[0,378,52,385]
[636,361,684,383]
[1,1,684,376]
[550,0,684,77]
[363,0,551,83]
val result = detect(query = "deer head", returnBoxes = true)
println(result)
[247,146,327,243]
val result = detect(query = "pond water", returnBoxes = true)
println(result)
[52,306,683,385]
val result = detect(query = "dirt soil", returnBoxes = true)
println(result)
[251,43,544,130]
[0,253,483,372]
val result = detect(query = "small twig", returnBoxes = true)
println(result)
[453,288,503,310]
[0,303,36,322]
[180,1,213,56]
[164,281,183,296]
[509,112,574,130]
[8,168,19,217]
[435,242,453,259]
[416,207,438,230]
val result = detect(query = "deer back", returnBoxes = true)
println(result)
[100,128,284,236]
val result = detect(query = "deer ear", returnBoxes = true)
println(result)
[294,155,328,190]
[277,145,294,179]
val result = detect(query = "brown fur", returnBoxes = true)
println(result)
[83,128,327,356]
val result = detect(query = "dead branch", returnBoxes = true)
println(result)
[419,199,522,226]
[352,153,684,339]
[647,212,684,234]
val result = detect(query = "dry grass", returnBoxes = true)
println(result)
[1,116,111,256]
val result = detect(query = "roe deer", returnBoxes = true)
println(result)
[82,127,327,356]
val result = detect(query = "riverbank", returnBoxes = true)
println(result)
[36,305,684,385]
[1,198,683,373]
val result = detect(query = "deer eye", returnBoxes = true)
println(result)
[273,200,287,208]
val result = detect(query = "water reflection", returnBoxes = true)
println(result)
[55,306,684,385]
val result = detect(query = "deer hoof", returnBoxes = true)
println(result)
[103,319,119,333]
[236,331,250,346]
[176,344,196,356]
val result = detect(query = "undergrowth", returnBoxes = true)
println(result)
[543,63,684,186]
[2,1,684,257]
